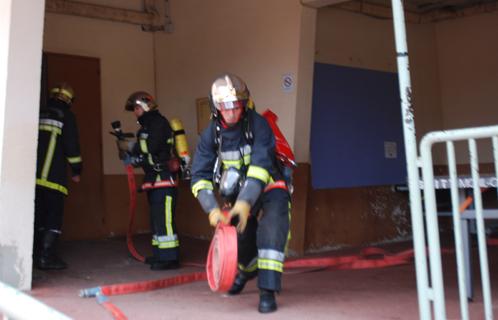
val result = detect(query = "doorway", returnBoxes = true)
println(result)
[42,52,106,240]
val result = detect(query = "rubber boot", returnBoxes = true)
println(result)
[150,260,180,270]
[258,289,277,313]
[228,273,251,295]
[36,231,67,270]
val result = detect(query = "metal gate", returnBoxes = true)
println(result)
[389,0,497,318]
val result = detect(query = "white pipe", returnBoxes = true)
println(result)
[390,0,431,319]
[0,281,72,320]
[420,139,447,320]
[469,139,493,320]
[446,141,469,320]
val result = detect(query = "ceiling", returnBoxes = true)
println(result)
[367,0,498,13]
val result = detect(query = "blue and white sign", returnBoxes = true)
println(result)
[282,74,294,93]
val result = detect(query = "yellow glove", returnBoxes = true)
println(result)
[208,208,227,227]
[229,201,251,233]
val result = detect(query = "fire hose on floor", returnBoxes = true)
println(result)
[82,166,496,319]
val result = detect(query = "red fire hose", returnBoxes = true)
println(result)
[125,164,145,263]
[84,170,493,319]
[206,224,238,292]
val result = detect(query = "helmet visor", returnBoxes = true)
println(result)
[216,99,246,111]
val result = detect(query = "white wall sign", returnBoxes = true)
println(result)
[282,73,294,93]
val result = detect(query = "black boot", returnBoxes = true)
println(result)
[258,289,277,313]
[150,260,180,270]
[36,231,67,270]
[228,273,251,295]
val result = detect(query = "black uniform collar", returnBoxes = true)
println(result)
[138,109,159,126]
[47,98,71,110]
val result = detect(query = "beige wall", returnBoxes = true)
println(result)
[43,12,155,175]
[154,0,308,158]
[315,8,443,142]
[436,12,498,163]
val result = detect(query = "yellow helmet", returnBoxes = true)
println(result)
[49,83,75,105]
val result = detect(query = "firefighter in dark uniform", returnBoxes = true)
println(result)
[123,91,180,270]
[34,83,82,270]
[191,74,291,313]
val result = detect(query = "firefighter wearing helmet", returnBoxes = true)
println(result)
[122,91,180,270]
[190,74,291,313]
[34,82,82,270]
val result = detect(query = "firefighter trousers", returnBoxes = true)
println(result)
[236,187,291,292]
[147,187,179,262]
[34,186,65,233]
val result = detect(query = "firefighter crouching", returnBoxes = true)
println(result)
[190,74,291,313]
[34,83,82,270]
[120,91,182,270]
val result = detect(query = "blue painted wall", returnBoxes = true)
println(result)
[310,63,406,189]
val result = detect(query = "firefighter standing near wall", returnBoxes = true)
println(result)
[191,74,291,313]
[121,92,181,270]
[34,83,82,270]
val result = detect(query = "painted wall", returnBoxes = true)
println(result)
[0,0,45,290]
[315,8,443,141]
[154,0,305,158]
[43,12,155,175]
[436,11,498,163]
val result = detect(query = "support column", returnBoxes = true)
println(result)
[0,0,46,290]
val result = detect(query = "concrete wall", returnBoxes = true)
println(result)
[0,0,45,290]
[436,11,498,163]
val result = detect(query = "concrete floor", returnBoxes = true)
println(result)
[31,235,498,320]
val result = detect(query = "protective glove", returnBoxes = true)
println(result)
[208,208,228,227]
[229,200,251,233]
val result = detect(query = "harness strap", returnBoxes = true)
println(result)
[141,180,178,190]
[264,180,288,193]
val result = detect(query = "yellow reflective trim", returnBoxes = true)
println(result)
[222,159,242,170]
[165,195,173,236]
[39,125,62,135]
[158,240,180,249]
[247,165,269,184]
[67,156,82,164]
[152,239,159,246]
[240,262,258,273]
[192,179,213,197]
[167,138,174,144]
[36,179,68,195]
[148,154,154,165]
[243,154,251,165]
[285,201,292,256]
[258,259,283,272]
[41,131,58,179]
[139,139,148,153]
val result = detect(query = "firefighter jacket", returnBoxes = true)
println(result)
[191,109,284,214]
[132,110,177,190]
[36,99,82,195]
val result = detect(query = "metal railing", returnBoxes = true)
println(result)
[417,125,498,320]
[0,281,72,320]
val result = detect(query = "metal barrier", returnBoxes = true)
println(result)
[0,281,71,320]
[417,125,498,320]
